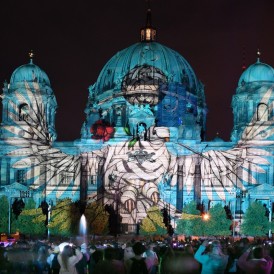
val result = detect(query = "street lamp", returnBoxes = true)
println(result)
[202,213,210,236]
[4,187,31,235]
[202,213,209,221]
[230,187,245,238]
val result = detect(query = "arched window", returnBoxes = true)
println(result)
[19,103,29,121]
[257,103,268,121]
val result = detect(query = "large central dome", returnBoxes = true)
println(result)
[94,42,200,99]
[83,8,207,141]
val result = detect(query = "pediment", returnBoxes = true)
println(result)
[248,183,274,196]
[0,183,29,196]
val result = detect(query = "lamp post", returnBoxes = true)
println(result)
[231,188,237,238]
[114,191,121,237]
[237,189,244,236]
[6,188,30,235]
[4,187,20,235]
[47,200,53,240]
[8,196,12,235]
[230,187,244,238]
[268,200,272,239]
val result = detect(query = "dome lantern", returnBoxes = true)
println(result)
[140,6,156,42]
[256,48,261,63]
[29,49,34,64]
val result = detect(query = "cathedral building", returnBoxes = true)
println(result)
[1,9,274,234]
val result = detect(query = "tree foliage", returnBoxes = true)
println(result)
[48,199,109,237]
[140,206,167,235]
[85,202,109,235]
[204,203,232,236]
[48,198,78,236]
[176,201,203,236]
[1,196,109,237]
[15,198,46,236]
[176,202,231,236]
[0,196,9,233]
[241,201,271,236]
[0,196,45,236]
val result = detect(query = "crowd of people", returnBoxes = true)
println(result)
[0,236,274,274]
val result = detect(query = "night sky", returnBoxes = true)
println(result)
[1,0,274,142]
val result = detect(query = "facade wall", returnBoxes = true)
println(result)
[1,51,274,231]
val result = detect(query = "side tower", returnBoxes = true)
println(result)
[0,53,57,203]
[231,51,274,142]
[230,52,274,233]
[0,53,57,142]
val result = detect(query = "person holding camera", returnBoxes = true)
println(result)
[58,245,83,274]
[194,239,228,274]
[237,245,273,274]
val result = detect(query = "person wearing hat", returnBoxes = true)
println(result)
[194,240,228,274]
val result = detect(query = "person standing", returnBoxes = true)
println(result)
[33,245,50,274]
[237,245,273,274]
[142,244,159,274]
[76,244,90,274]
[194,240,228,274]
[125,242,149,274]
[58,245,83,274]
[47,245,60,274]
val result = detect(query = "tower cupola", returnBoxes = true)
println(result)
[1,51,57,141]
[140,6,156,42]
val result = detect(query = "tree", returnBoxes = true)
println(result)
[0,196,9,233]
[16,198,46,236]
[48,198,79,236]
[48,199,109,236]
[241,201,271,237]
[176,201,203,236]
[85,202,109,235]
[140,206,167,235]
[203,204,232,236]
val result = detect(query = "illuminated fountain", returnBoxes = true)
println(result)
[59,215,88,252]
[79,214,87,244]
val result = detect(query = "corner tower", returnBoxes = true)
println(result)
[0,52,57,141]
[231,51,274,142]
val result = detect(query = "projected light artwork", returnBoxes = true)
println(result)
[1,11,274,235]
